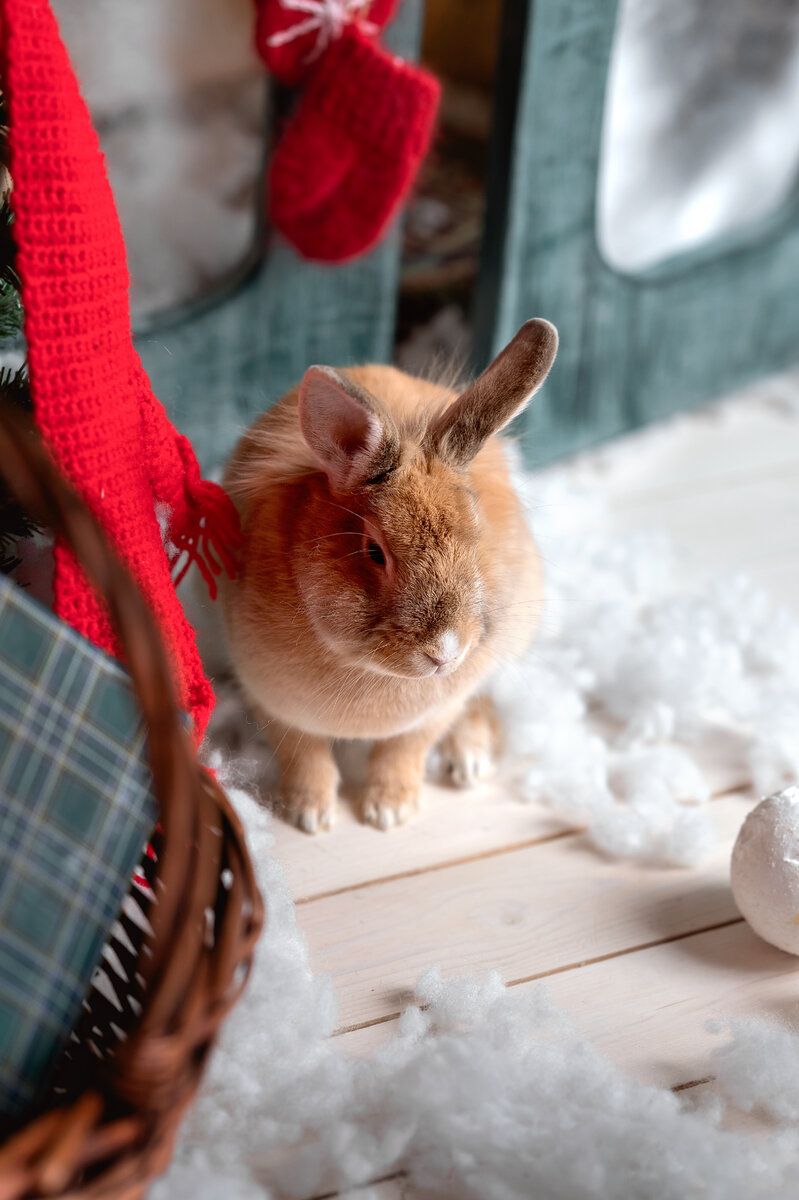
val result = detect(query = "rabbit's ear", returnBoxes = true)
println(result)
[299,367,400,493]
[429,318,558,466]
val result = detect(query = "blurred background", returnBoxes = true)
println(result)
[54,0,799,471]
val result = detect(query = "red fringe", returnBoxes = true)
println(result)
[169,476,243,600]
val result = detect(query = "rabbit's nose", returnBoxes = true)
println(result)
[425,631,463,668]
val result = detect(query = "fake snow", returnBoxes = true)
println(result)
[164,425,799,1199]
[193,445,799,871]
[487,461,799,867]
[150,781,799,1200]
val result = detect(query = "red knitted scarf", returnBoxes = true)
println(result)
[0,0,239,738]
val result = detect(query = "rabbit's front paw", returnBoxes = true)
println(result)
[280,786,336,834]
[360,781,420,831]
[437,696,502,788]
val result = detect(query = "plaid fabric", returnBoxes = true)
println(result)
[50,829,160,1105]
[0,572,157,1121]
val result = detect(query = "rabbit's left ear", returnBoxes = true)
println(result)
[298,366,400,494]
[429,318,558,466]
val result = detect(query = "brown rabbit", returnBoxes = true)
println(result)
[220,318,557,832]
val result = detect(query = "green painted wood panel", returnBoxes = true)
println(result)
[136,1,423,472]
[476,0,799,468]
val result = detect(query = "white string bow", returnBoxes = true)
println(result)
[267,0,378,64]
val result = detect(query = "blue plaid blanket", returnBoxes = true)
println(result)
[0,571,157,1120]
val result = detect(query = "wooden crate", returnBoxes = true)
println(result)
[474,0,799,468]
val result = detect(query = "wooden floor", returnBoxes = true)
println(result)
[268,381,799,1199]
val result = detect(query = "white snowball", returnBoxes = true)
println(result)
[730,787,799,955]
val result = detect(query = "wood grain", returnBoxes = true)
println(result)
[337,920,799,1091]
[269,719,748,905]
[288,920,796,1199]
[296,793,754,1031]
[272,778,566,905]
[269,395,799,1200]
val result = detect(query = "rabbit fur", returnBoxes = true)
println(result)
[220,319,557,832]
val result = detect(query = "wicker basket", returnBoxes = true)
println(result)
[0,398,264,1199]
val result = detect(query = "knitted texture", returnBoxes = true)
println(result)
[255,0,399,86]
[0,0,240,737]
[269,25,440,262]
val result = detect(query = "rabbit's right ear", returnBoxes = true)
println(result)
[299,367,400,494]
[429,318,558,466]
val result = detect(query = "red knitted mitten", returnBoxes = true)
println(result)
[268,26,440,262]
[255,0,398,86]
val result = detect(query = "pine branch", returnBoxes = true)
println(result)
[0,487,39,576]
[0,88,37,573]
[0,364,31,410]
[0,197,18,287]
[0,89,15,287]
[0,371,39,576]
[0,278,21,341]
[0,90,8,173]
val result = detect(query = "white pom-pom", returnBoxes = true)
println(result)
[730,787,799,955]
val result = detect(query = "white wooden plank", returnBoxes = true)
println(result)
[268,724,748,904]
[261,393,799,1200]
[535,396,799,605]
[335,1179,436,1200]
[602,477,799,578]
[296,792,754,1031]
[745,554,799,613]
[288,922,793,1199]
[335,1183,404,1200]
[681,1082,781,1137]
[271,778,565,905]
[552,379,799,509]
[317,1174,448,1200]
[337,920,799,1092]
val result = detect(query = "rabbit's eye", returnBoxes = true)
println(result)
[367,541,386,567]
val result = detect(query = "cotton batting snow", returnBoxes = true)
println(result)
[486,460,799,868]
[149,782,799,1200]
[23,1,799,1185]
[160,403,799,1199]
[193,445,799,871]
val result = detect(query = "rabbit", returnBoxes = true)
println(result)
[220,318,558,832]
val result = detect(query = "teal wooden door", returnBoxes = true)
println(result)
[136,1,423,473]
[476,0,799,467]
